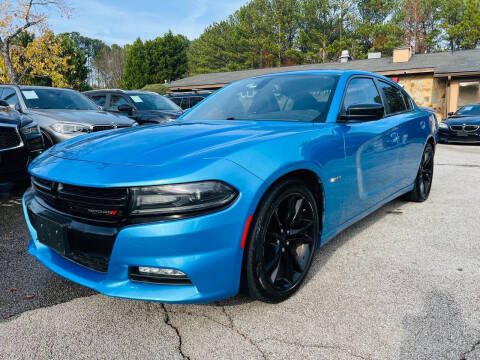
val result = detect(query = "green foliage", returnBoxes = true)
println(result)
[188,0,480,76]
[123,32,189,90]
[57,33,90,91]
[141,83,170,95]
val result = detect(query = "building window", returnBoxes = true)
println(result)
[458,81,480,108]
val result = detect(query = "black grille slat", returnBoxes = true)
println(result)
[32,176,128,222]
[92,125,114,132]
[450,125,463,131]
[464,125,479,132]
[0,126,21,150]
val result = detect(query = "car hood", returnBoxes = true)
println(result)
[445,116,480,125]
[48,120,313,167]
[27,109,134,125]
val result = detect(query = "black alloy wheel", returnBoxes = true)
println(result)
[405,143,434,202]
[244,179,320,303]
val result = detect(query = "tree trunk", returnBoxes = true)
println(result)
[1,44,19,84]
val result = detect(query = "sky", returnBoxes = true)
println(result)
[47,0,249,45]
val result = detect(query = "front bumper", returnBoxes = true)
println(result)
[0,146,30,181]
[23,177,258,303]
[438,129,480,144]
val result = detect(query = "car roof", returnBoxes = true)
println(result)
[84,89,161,96]
[0,84,76,91]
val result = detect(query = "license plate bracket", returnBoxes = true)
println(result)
[36,215,68,255]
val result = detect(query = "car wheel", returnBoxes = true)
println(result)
[244,179,320,303]
[404,143,434,202]
[41,130,54,149]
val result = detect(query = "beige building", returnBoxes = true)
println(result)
[168,47,480,121]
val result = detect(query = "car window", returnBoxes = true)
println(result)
[170,97,182,106]
[20,88,98,110]
[1,87,19,107]
[108,95,129,111]
[377,81,407,115]
[402,92,413,111]
[456,104,480,116]
[91,95,106,107]
[127,93,181,111]
[190,97,203,107]
[182,74,339,122]
[180,97,189,109]
[342,78,382,114]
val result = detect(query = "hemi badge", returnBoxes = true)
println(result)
[330,176,342,183]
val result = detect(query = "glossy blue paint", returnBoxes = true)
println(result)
[24,70,436,303]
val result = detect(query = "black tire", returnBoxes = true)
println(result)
[404,143,434,202]
[41,130,54,149]
[243,179,320,303]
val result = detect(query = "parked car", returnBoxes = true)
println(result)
[167,91,212,110]
[0,85,136,148]
[24,70,436,304]
[0,101,43,181]
[84,89,183,124]
[439,104,480,143]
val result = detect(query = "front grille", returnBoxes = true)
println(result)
[92,125,114,132]
[32,177,129,223]
[450,124,479,132]
[0,126,22,150]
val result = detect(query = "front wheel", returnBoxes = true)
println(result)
[243,179,320,303]
[404,143,434,202]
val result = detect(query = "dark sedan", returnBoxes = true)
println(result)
[0,101,44,182]
[439,104,480,144]
[84,90,183,125]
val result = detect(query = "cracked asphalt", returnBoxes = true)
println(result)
[1,144,480,360]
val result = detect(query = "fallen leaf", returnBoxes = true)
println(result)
[8,288,17,293]
[25,295,35,300]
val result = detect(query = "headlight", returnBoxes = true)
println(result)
[20,124,40,135]
[129,181,238,216]
[439,122,449,129]
[51,122,91,134]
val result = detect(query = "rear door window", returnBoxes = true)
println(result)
[342,78,383,114]
[108,95,129,111]
[377,81,407,115]
[91,95,106,107]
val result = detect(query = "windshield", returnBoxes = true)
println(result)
[128,93,181,111]
[21,88,98,110]
[181,74,339,122]
[456,104,480,116]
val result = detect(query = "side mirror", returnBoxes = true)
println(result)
[0,100,9,107]
[339,103,384,122]
[117,104,133,114]
[447,112,454,117]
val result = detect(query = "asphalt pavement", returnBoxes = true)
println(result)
[0,144,479,360]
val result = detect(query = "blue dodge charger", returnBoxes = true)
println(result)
[23,71,437,303]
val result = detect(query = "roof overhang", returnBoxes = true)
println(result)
[434,71,480,78]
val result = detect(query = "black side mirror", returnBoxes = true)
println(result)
[447,112,454,117]
[0,100,9,107]
[339,103,384,122]
[117,104,134,114]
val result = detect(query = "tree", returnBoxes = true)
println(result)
[57,33,89,90]
[123,32,189,89]
[0,0,69,83]
[93,44,125,88]
[443,0,480,50]
[0,30,72,87]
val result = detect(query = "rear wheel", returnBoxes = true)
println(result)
[404,143,434,202]
[244,179,320,303]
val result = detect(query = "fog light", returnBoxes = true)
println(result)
[129,266,192,285]
[138,266,186,277]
